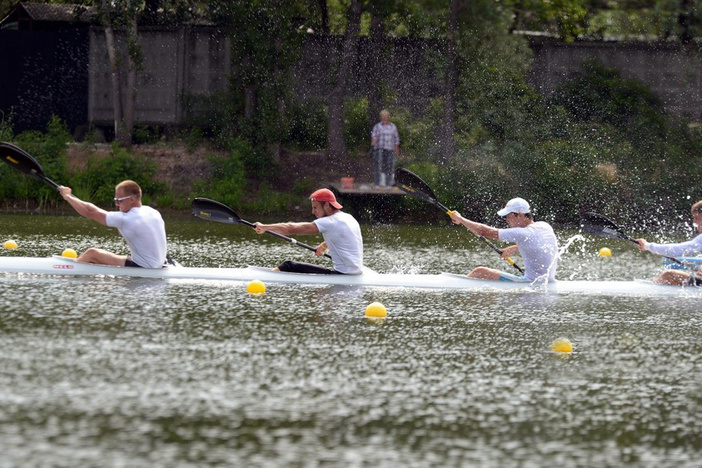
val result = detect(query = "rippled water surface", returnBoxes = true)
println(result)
[1,214,701,467]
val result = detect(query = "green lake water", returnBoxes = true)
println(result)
[1,213,701,467]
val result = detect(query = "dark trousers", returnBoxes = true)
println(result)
[278,260,342,275]
[374,149,396,186]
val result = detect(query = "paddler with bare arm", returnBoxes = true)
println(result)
[253,188,363,274]
[58,180,168,268]
[636,199,702,285]
[449,197,559,283]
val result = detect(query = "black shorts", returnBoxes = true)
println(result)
[125,258,143,268]
[278,260,342,275]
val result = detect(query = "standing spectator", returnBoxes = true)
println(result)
[371,109,400,187]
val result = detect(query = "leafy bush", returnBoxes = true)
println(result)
[132,125,164,144]
[343,97,370,151]
[242,181,295,215]
[553,59,665,133]
[285,99,327,150]
[191,138,248,209]
[71,143,166,205]
[0,116,71,207]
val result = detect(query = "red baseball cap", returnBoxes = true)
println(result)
[309,188,342,209]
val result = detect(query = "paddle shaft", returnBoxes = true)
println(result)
[238,218,332,259]
[622,235,687,267]
[192,198,331,259]
[395,177,525,274]
[583,212,688,268]
[32,173,60,190]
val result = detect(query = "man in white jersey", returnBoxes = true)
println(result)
[449,197,559,282]
[254,188,363,275]
[636,200,702,286]
[58,180,167,268]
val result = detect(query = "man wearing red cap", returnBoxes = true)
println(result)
[253,188,364,274]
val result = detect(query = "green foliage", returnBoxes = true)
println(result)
[343,97,370,151]
[211,1,307,148]
[0,116,71,207]
[183,127,204,152]
[0,112,13,141]
[552,59,665,133]
[285,99,327,150]
[132,125,164,144]
[191,139,247,209]
[389,105,437,162]
[440,57,702,224]
[180,90,235,137]
[72,143,166,205]
[242,181,295,214]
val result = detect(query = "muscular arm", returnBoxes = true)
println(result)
[254,221,319,236]
[59,186,108,226]
[449,211,499,239]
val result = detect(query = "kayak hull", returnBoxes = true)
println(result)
[0,256,699,297]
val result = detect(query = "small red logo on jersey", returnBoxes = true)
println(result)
[53,264,75,269]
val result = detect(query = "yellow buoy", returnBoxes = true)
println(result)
[246,279,266,294]
[551,338,574,353]
[365,301,387,318]
[61,249,78,258]
[3,240,18,249]
[598,247,612,257]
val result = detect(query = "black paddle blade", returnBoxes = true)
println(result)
[581,212,631,241]
[0,141,60,190]
[0,142,42,175]
[395,168,438,200]
[394,167,451,212]
[192,197,241,224]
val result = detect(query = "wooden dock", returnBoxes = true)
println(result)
[327,182,405,196]
[325,181,412,223]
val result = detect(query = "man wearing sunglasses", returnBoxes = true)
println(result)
[58,180,167,268]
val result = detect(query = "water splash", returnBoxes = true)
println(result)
[560,234,587,255]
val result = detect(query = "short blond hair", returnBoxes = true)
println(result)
[379,109,390,118]
[116,180,142,199]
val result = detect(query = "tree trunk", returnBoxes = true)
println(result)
[242,55,256,119]
[101,14,123,142]
[327,0,362,162]
[367,6,384,134]
[440,0,458,165]
[119,14,138,148]
[317,0,329,35]
[679,0,693,44]
[273,33,284,163]
[101,0,138,147]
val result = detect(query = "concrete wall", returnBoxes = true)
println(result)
[528,38,702,120]
[86,30,702,126]
[88,25,230,125]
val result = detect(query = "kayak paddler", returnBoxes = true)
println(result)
[58,180,168,268]
[253,188,363,274]
[636,200,702,285]
[449,197,559,282]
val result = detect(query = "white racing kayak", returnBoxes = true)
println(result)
[664,257,702,269]
[0,255,701,297]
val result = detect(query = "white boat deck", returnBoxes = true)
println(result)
[0,256,700,297]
